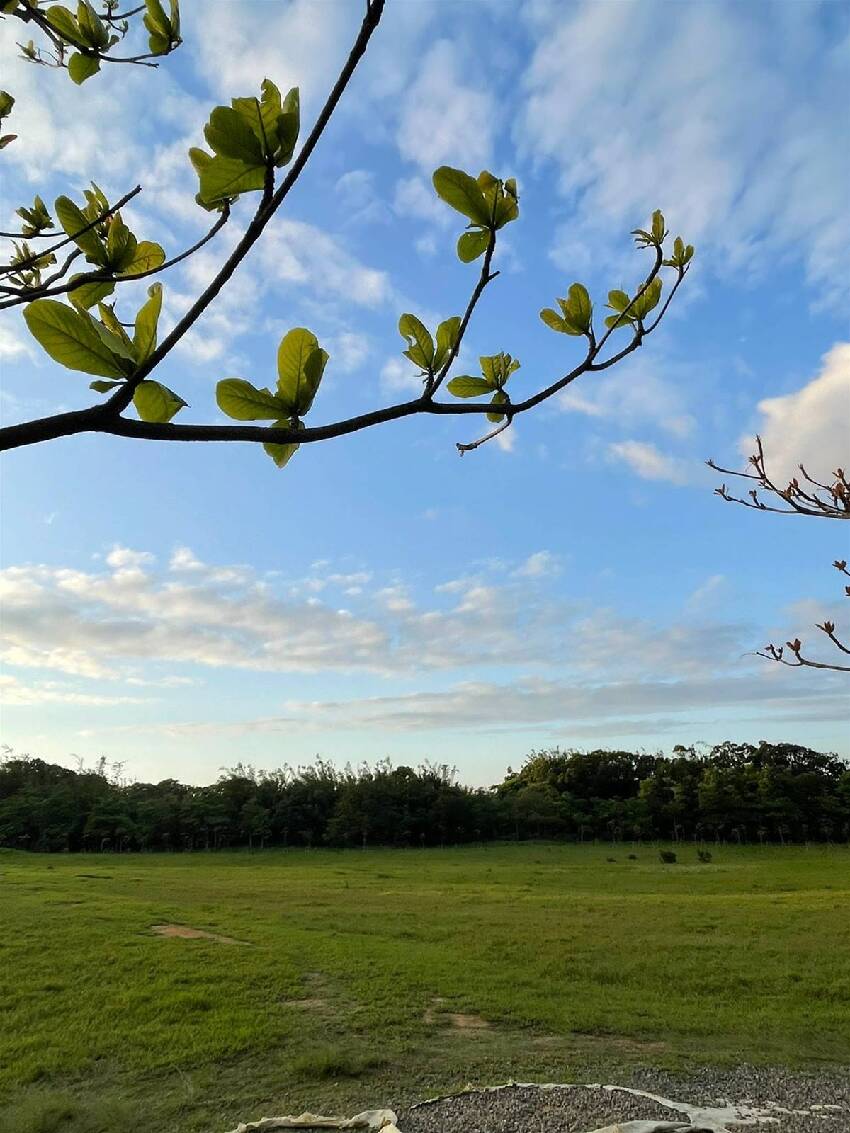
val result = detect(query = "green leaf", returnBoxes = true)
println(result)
[651,209,665,243]
[117,240,165,276]
[68,277,115,310]
[275,87,300,166]
[631,276,663,320]
[45,5,81,42]
[540,307,568,334]
[76,0,108,48]
[204,105,265,164]
[434,316,461,370]
[198,155,265,204]
[23,299,126,378]
[133,380,186,423]
[493,192,519,229]
[97,302,133,352]
[89,379,124,393]
[54,195,106,265]
[144,0,170,36]
[607,289,631,312]
[216,378,285,421]
[555,282,593,335]
[446,375,493,398]
[264,419,302,469]
[487,390,509,423]
[276,328,327,414]
[91,318,135,365]
[105,215,137,272]
[68,52,100,84]
[457,229,490,263]
[398,313,434,370]
[432,167,491,226]
[133,282,162,363]
[480,352,519,388]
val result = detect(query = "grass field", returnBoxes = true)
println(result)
[1,842,849,1132]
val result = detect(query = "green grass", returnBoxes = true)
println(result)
[1,843,848,1132]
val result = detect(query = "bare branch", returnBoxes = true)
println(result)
[709,436,850,519]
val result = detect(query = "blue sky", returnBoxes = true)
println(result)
[1,0,848,786]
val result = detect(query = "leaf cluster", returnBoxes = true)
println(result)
[432,166,519,262]
[397,313,461,381]
[447,352,520,421]
[4,0,182,82]
[53,188,165,307]
[216,327,329,467]
[190,80,300,209]
[23,283,185,422]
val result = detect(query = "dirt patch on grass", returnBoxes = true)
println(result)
[281,996,329,1011]
[424,998,492,1030]
[150,923,248,945]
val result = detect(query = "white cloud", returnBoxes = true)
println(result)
[380,357,421,395]
[0,324,36,362]
[607,440,690,486]
[397,40,495,173]
[558,352,696,438]
[742,341,850,486]
[0,673,146,708]
[394,176,449,228]
[520,1,850,307]
[260,219,393,308]
[188,0,356,118]
[326,332,371,374]
[155,667,843,737]
[514,551,561,579]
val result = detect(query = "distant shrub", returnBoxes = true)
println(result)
[606,856,617,862]
[697,849,713,863]
[659,849,677,864]
[628,853,638,860]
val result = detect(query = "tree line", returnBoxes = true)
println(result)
[1,741,848,853]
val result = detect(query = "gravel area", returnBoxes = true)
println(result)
[395,1070,850,1132]
[399,1085,686,1131]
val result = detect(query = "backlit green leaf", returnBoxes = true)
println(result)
[457,229,490,263]
[68,52,100,84]
[540,307,568,334]
[216,378,285,421]
[54,195,106,265]
[133,379,186,423]
[398,313,434,370]
[446,375,493,398]
[276,328,327,414]
[45,5,81,42]
[24,299,126,378]
[198,155,265,204]
[89,379,124,393]
[204,106,264,164]
[118,240,165,276]
[132,282,162,363]
[68,277,115,310]
[432,167,491,226]
[434,316,461,370]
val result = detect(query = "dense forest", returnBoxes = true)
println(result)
[1,741,848,852]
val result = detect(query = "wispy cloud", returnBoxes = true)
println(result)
[519,0,850,308]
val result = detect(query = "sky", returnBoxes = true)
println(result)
[1,0,848,787]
